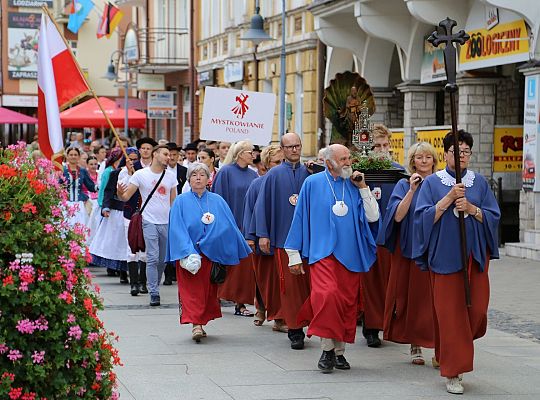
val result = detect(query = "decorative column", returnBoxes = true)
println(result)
[456,77,498,178]
[396,82,439,152]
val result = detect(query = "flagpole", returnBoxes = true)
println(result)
[41,6,129,161]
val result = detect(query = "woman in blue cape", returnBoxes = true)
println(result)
[167,163,251,342]
[413,131,500,395]
[378,142,437,366]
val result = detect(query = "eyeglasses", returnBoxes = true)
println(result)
[242,150,254,156]
[448,149,472,156]
[282,144,302,151]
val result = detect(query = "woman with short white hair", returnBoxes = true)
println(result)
[167,162,251,341]
[212,140,258,316]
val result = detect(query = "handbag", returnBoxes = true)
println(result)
[127,170,166,254]
[210,262,227,284]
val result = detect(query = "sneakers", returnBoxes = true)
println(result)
[446,377,464,394]
[149,295,160,307]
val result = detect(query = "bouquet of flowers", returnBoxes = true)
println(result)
[0,143,121,399]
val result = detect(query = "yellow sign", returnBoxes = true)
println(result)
[493,126,523,172]
[459,19,529,71]
[389,131,405,166]
[416,128,450,170]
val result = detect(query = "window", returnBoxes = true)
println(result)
[212,41,218,57]
[294,16,302,33]
[202,45,208,59]
[294,74,304,136]
[223,37,229,53]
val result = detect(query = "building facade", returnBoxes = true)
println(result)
[310,0,540,259]
[196,0,324,157]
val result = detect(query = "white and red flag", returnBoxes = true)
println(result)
[38,13,90,161]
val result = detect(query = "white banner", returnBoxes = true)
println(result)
[523,74,540,191]
[200,86,276,145]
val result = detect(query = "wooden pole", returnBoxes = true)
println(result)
[428,18,472,307]
[41,6,129,160]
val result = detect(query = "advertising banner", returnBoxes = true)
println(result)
[8,12,41,80]
[147,91,176,119]
[389,130,405,166]
[459,19,529,71]
[523,75,539,191]
[8,0,52,6]
[493,126,523,172]
[421,37,447,84]
[415,126,451,170]
[200,86,276,145]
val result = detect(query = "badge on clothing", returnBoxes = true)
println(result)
[372,187,382,200]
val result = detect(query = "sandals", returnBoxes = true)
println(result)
[272,320,289,333]
[410,345,425,365]
[253,310,265,326]
[234,305,254,317]
[192,325,204,343]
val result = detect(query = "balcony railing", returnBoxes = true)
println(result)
[136,27,190,72]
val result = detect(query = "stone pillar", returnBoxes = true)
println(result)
[396,82,439,153]
[456,77,498,179]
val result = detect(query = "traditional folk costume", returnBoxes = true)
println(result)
[413,167,500,379]
[166,190,251,326]
[243,175,284,323]
[61,166,96,227]
[285,170,379,363]
[362,162,405,342]
[253,161,311,345]
[89,169,129,273]
[212,163,258,307]
[378,178,435,349]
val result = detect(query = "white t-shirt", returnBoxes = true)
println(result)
[129,168,178,224]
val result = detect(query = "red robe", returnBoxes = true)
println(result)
[252,253,283,320]
[217,254,256,305]
[361,246,391,330]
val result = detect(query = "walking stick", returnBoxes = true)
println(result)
[428,18,472,307]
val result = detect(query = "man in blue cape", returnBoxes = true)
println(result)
[285,144,379,373]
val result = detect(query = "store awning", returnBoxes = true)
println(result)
[0,107,38,124]
[60,97,146,129]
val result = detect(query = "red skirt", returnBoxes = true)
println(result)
[298,255,360,343]
[361,246,391,330]
[275,249,310,329]
[217,254,256,305]
[253,253,283,320]
[176,256,222,325]
[431,259,490,377]
[383,242,435,348]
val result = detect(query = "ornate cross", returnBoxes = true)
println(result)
[428,17,470,93]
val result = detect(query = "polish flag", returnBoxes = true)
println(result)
[38,14,90,161]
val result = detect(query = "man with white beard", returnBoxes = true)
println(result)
[284,144,380,373]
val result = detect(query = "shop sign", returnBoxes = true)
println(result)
[138,74,165,91]
[485,6,499,30]
[201,86,276,145]
[415,126,451,170]
[389,130,405,166]
[522,75,539,191]
[8,0,52,6]
[421,36,447,84]
[493,126,523,172]
[198,70,215,86]
[459,19,529,71]
[2,94,38,107]
[7,12,41,80]
[224,60,244,84]
[147,91,176,119]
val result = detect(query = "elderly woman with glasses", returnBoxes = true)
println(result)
[378,142,438,366]
[212,140,258,317]
[167,162,251,342]
[413,130,500,395]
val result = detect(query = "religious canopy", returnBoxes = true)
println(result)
[0,107,38,124]
[59,97,146,128]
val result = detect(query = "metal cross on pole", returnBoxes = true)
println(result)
[428,18,472,307]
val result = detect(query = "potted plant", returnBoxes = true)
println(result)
[0,143,121,399]
[351,151,409,183]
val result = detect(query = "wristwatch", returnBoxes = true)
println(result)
[474,207,481,217]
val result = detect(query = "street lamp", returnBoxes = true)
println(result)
[241,2,273,93]
[102,50,130,141]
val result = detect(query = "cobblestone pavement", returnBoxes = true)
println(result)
[96,254,540,400]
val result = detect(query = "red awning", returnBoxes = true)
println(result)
[0,107,38,124]
[60,97,146,129]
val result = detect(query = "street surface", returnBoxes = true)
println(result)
[97,254,540,399]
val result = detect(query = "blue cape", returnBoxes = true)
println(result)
[413,168,500,274]
[166,190,252,265]
[284,170,377,272]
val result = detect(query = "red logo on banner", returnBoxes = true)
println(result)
[231,93,249,119]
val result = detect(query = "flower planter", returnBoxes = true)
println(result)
[355,168,410,184]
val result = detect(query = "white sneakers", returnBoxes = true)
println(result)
[446,377,464,394]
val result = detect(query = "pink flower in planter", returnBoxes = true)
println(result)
[7,349,23,361]
[31,351,45,364]
[0,343,8,354]
[43,224,54,233]
[67,314,76,323]
[16,319,36,334]
[68,325,83,340]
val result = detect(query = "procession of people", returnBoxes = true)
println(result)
[39,123,500,395]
